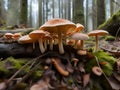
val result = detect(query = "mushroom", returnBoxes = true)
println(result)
[67,23,84,35]
[4,33,13,39]
[88,30,108,52]
[92,66,102,76]
[75,23,84,32]
[39,18,76,54]
[71,58,79,67]
[18,35,36,49]
[70,33,89,50]
[18,35,34,44]
[51,58,69,76]
[29,30,46,53]
[43,33,53,50]
[12,33,22,40]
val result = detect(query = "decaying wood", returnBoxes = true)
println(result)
[0,42,76,58]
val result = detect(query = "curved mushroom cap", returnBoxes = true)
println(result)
[92,66,102,76]
[18,35,34,44]
[13,33,22,40]
[75,23,84,32]
[70,33,89,40]
[29,30,46,40]
[88,30,108,36]
[39,18,76,34]
[4,33,13,39]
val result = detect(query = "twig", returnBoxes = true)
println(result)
[20,60,43,82]
[7,52,49,84]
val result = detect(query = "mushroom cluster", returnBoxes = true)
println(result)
[18,18,109,54]
[2,32,22,43]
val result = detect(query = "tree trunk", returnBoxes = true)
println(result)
[97,0,105,26]
[73,0,84,25]
[20,0,28,25]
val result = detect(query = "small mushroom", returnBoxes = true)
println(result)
[71,58,79,67]
[29,30,46,53]
[88,30,108,52]
[18,35,36,49]
[4,33,13,39]
[12,33,22,40]
[51,58,69,76]
[74,23,84,32]
[92,66,102,76]
[70,33,89,50]
[77,49,87,56]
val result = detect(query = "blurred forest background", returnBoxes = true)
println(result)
[0,0,120,31]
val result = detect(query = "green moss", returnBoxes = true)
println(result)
[104,35,115,41]
[85,50,116,76]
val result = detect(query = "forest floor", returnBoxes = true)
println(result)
[0,27,120,90]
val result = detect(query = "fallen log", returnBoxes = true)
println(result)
[0,42,76,59]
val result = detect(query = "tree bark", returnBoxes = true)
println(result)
[97,0,105,26]
[20,0,28,25]
[0,42,76,58]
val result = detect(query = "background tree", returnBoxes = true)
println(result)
[20,0,28,25]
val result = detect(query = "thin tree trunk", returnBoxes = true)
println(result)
[92,0,97,29]
[20,0,28,25]
[97,0,105,26]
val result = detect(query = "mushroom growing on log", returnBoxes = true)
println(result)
[39,18,76,54]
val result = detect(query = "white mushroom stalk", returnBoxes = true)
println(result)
[38,38,45,53]
[58,32,64,54]
[29,30,46,53]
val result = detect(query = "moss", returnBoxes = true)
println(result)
[0,57,29,77]
[85,50,116,76]
[98,10,120,36]
[104,35,115,41]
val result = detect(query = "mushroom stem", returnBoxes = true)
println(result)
[52,58,69,76]
[58,33,64,54]
[38,38,45,53]
[95,35,98,52]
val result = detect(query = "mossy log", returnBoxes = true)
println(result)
[98,10,120,36]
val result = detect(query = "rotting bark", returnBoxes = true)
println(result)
[98,10,120,36]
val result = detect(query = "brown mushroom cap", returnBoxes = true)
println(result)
[39,18,76,34]
[70,33,89,40]
[4,33,13,39]
[88,30,108,36]
[12,33,22,40]
[70,33,89,49]
[18,35,34,44]
[29,30,46,40]
[92,66,102,76]
[75,23,84,32]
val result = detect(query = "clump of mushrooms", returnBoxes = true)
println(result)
[39,18,76,54]
[29,30,47,53]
